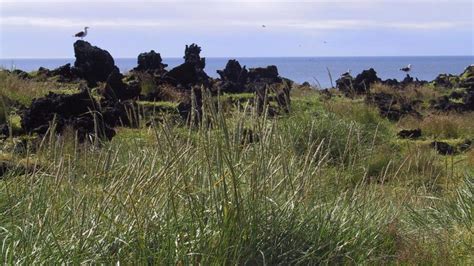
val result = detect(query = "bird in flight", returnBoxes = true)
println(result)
[400,64,412,73]
[262,25,266,28]
[74,27,89,40]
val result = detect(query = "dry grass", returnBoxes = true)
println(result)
[398,112,474,139]
[0,71,80,106]
[371,83,441,103]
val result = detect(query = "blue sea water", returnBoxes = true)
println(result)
[1,56,472,88]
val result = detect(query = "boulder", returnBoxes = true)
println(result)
[133,50,168,74]
[430,141,456,155]
[73,40,118,87]
[398,128,422,139]
[458,139,472,152]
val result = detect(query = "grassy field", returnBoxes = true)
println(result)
[0,74,473,264]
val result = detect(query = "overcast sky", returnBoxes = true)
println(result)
[0,0,473,58]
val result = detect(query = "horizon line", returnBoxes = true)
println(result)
[1,55,473,60]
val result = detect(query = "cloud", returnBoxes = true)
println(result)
[0,16,470,31]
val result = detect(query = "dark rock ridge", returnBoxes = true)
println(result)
[18,43,295,138]
[8,69,31,79]
[38,63,78,82]
[21,90,115,142]
[336,68,429,97]
[73,40,118,87]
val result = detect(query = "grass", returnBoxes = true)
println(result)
[0,71,80,107]
[398,112,474,139]
[0,75,473,263]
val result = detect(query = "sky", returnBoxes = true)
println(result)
[0,0,473,58]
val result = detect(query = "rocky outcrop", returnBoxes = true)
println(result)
[11,69,30,79]
[336,68,381,96]
[215,60,249,93]
[248,65,281,83]
[51,63,78,82]
[431,88,474,112]
[366,92,420,121]
[21,90,115,141]
[433,74,459,88]
[38,63,78,82]
[101,68,141,101]
[459,65,474,88]
[133,50,168,74]
[165,44,210,87]
[73,40,118,87]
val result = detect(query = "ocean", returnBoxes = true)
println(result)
[1,56,472,88]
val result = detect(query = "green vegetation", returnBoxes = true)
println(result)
[0,74,473,264]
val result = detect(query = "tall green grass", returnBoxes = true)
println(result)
[0,92,471,264]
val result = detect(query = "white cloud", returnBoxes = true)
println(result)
[0,16,470,31]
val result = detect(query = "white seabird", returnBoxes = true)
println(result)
[74,27,89,39]
[400,64,412,73]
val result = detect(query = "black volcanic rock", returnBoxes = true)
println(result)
[73,40,118,87]
[134,50,168,73]
[21,90,115,141]
[458,139,472,152]
[217,59,248,83]
[102,68,141,101]
[459,65,474,88]
[248,65,281,83]
[398,129,421,139]
[51,63,78,82]
[353,68,381,92]
[336,68,381,96]
[431,141,456,155]
[11,69,30,79]
[216,60,249,93]
[165,44,210,87]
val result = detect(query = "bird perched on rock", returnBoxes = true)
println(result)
[400,64,412,73]
[74,27,89,39]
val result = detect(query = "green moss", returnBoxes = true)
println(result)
[137,100,178,109]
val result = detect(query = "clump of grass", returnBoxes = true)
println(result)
[403,176,473,264]
[398,113,474,139]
